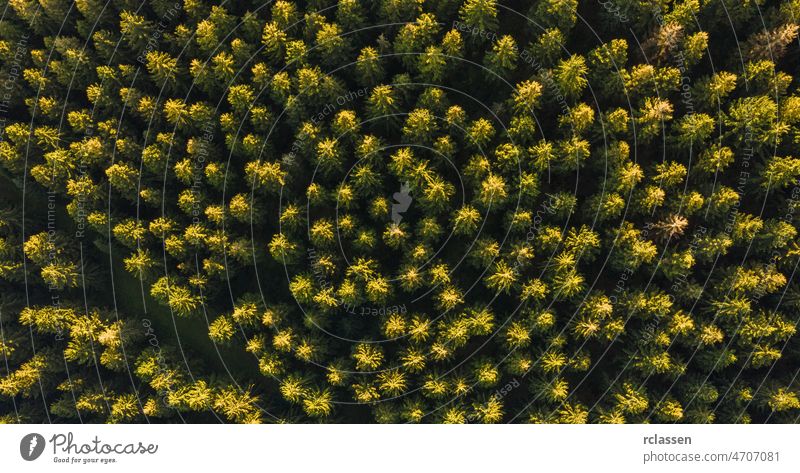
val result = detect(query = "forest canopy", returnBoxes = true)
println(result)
[1,0,800,424]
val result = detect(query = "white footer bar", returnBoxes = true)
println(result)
[1,425,796,472]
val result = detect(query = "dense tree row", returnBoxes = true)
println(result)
[1,0,800,422]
